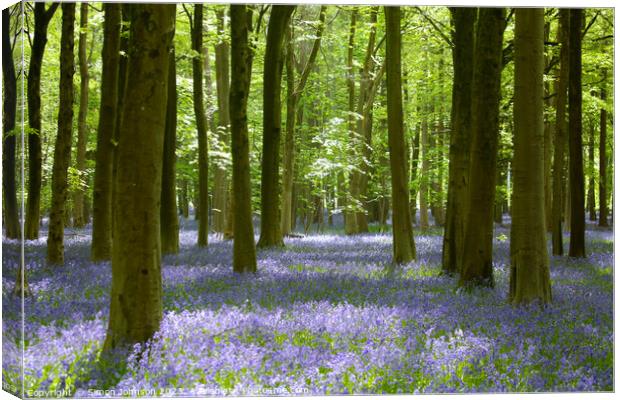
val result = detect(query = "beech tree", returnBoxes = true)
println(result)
[104,4,175,350]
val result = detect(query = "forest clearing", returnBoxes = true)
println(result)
[2,2,615,397]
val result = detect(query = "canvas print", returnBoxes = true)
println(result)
[1,2,615,398]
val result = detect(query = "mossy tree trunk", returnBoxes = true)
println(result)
[230,4,257,273]
[344,9,358,235]
[104,4,175,350]
[91,3,121,262]
[25,3,58,240]
[385,6,416,264]
[458,8,504,288]
[257,5,295,248]
[509,8,551,305]
[47,4,76,266]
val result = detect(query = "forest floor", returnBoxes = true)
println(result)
[2,218,613,396]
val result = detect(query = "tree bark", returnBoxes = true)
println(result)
[25,3,58,240]
[419,114,429,229]
[213,8,231,235]
[191,4,209,247]
[161,46,179,255]
[385,6,416,264]
[230,5,257,273]
[46,4,76,265]
[598,69,608,227]
[587,122,596,221]
[2,8,19,238]
[344,9,358,235]
[458,8,504,288]
[509,8,551,305]
[91,3,121,261]
[543,21,553,232]
[73,3,89,228]
[551,9,569,255]
[257,5,295,248]
[441,8,475,275]
[568,9,585,258]
[103,4,175,350]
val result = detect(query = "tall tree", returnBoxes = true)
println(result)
[598,69,609,227]
[161,45,179,255]
[568,8,585,258]
[190,4,209,247]
[91,3,121,261]
[72,3,89,228]
[442,7,476,275]
[257,5,296,248]
[509,8,551,305]
[385,6,416,264]
[419,113,429,229]
[344,9,358,235]
[104,4,175,350]
[587,122,596,221]
[213,7,231,235]
[458,8,504,288]
[46,4,76,265]
[551,9,569,256]
[230,4,257,273]
[2,7,19,239]
[25,2,59,239]
[281,6,327,236]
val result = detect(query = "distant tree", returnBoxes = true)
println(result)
[257,5,296,248]
[459,8,504,288]
[442,7,476,275]
[568,8,585,258]
[104,4,175,350]
[551,9,569,256]
[230,4,257,273]
[2,7,19,239]
[509,8,551,305]
[92,3,121,261]
[385,6,416,264]
[72,3,89,228]
[47,4,76,265]
[598,69,609,227]
[25,2,59,240]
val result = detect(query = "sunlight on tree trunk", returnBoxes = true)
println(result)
[598,69,608,227]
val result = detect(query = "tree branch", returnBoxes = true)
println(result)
[293,5,327,97]
[414,6,453,47]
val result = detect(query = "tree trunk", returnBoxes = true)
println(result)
[344,9,358,236]
[2,8,19,239]
[91,3,121,261]
[25,3,58,240]
[458,8,504,288]
[410,125,420,225]
[161,46,179,255]
[509,8,551,305]
[180,179,189,218]
[419,114,429,229]
[568,9,585,258]
[543,21,553,232]
[73,3,88,228]
[213,8,231,235]
[587,122,596,221]
[598,69,608,227]
[103,4,175,351]
[47,4,76,265]
[230,5,257,272]
[551,9,569,255]
[257,5,295,248]
[192,4,209,247]
[385,6,416,264]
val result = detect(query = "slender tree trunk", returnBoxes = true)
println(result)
[103,4,175,351]
[91,4,121,261]
[568,8,585,258]
[344,9,358,235]
[587,122,596,221]
[509,8,551,305]
[73,3,88,228]
[598,70,608,227]
[47,4,76,265]
[257,5,295,248]
[543,21,553,232]
[2,8,19,238]
[180,179,189,218]
[419,114,429,229]
[551,9,569,255]
[230,5,257,272]
[410,125,420,225]
[191,4,209,247]
[459,8,504,288]
[385,6,416,264]
[213,8,230,235]
[25,3,58,240]
[161,47,179,254]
